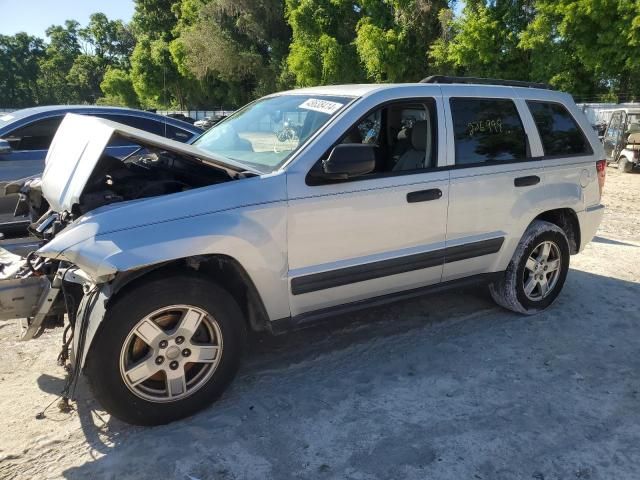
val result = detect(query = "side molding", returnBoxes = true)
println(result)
[291,237,504,295]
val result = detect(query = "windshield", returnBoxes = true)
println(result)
[193,94,352,172]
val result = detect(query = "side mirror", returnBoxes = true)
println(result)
[0,139,11,154]
[314,143,377,181]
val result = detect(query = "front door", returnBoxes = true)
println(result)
[286,98,449,317]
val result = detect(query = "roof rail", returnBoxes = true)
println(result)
[420,75,554,90]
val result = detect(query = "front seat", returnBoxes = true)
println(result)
[393,120,429,171]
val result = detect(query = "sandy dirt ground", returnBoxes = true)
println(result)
[0,167,639,480]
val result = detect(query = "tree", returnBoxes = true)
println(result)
[173,0,291,105]
[285,0,364,86]
[356,0,449,82]
[38,20,81,103]
[429,0,533,80]
[80,13,136,68]
[0,33,45,107]
[521,0,640,101]
[99,67,139,106]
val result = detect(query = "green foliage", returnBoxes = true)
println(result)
[356,0,448,82]
[0,33,45,107]
[2,0,640,108]
[285,0,364,86]
[99,67,139,107]
[174,0,291,104]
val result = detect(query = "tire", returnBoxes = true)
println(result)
[85,272,246,426]
[489,220,570,315]
[618,156,633,173]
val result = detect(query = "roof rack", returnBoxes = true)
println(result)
[420,75,554,90]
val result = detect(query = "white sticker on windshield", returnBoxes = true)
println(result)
[299,98,344,115]
[0,114,14,122]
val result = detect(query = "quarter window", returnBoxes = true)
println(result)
[450,98,527,165]
[527,101,591,156]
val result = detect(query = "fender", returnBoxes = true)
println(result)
[37,175,290,368]
[66,199,290,368]
[490,166,588,272]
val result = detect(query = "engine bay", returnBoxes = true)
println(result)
[77,148,237,215]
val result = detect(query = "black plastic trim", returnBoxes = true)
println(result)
[444,237,504,264]
[514,175,541,187]
[291,237,504,295]
[420,75,553,90]
[291,249,443,296]
[273,272,503,334]
[407,188,443,203]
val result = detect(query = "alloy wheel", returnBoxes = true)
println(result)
[523,240,562,301]
[119,305,223,403]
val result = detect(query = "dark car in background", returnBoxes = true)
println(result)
[0,105,203,237]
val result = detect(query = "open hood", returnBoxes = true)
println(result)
[42,113,259,213]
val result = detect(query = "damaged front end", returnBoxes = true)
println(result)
[0,220,91,343]
[0,113,255,365]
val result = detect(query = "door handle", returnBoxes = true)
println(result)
[514,175,540,187]
[407,189,442,203]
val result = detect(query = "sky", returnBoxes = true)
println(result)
[0,0,135,39]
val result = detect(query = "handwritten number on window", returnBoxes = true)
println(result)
[467,119,503,136]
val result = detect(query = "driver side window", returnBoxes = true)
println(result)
[335,99,438,175]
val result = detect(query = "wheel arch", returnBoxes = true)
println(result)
[530,208,580,254]
[109,255,272,333]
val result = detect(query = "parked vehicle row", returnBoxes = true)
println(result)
[0,77,605,426]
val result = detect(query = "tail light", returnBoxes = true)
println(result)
[596,159,606,198]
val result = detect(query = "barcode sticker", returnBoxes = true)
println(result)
[299,98,344,115]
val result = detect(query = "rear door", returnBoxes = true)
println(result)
[441,89,543,281]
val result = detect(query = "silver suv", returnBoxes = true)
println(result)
[0,77,605,425]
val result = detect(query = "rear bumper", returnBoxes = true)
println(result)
[577,204,605,252]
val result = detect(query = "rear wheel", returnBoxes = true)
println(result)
[86,273,246,425]
[489,220,570,314]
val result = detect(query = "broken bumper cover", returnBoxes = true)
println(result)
[0,246,62,339]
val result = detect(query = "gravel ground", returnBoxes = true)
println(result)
[0,166,639,480]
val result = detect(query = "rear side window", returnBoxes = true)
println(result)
[527,101,591,156]
[97,114,165,136]
[4,116,63,150]
[95,114,195,144]
[450,98,527,165]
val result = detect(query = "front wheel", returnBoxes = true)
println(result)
[489,220,570,314]
[85,273,246,425]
